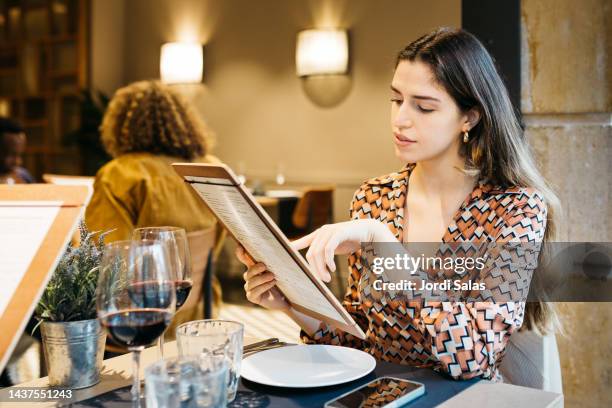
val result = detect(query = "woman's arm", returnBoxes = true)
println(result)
[295,189,398,349]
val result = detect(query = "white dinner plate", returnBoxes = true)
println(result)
[241,344,376,388]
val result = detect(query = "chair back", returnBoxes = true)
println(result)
[499,329,563,393]
[160,225,217,341]
[292,186,334,231]
[184,225,216,311]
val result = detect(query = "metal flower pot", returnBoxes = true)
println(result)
[41,319,106,389]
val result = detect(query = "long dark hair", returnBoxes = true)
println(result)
[397,27,561,333]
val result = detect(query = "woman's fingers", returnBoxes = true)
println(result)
[246,221,353,284]
[306,227,335,282]
[297,225,349,282]
[235,245,255,266]
[319,227,340,274]
[324,235,339,273]
[246,279,277,304]
[291,231,316,251]
[294,230,330,281]
[242,263,268,281]
[235,245,246,261]
[315,230,335,280]
[243,271,275,292]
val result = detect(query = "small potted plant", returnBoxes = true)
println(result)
[34,221,110,389]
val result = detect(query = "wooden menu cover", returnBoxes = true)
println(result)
[0,185,90,373]
[173,163,366,340]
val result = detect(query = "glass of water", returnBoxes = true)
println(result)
[176,320,244,402]
[145,355,228,408]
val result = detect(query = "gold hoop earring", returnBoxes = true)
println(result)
[463,130,469,143]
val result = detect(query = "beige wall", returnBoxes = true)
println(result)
[91,0,125,95]
[95,0,461,223]
[522,0,611,407]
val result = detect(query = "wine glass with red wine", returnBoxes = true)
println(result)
[132,227,192,357]
[97,240,176,405]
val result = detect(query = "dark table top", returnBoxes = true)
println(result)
[72,360,480,408]
[232,360,479,408]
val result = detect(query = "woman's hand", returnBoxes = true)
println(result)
[236,245,327,336]
[236,246,290,311]
[292,219,395,282]
[236,219,393,308]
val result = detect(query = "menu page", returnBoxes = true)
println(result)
[186,177,345,322]
[0,201,61,317]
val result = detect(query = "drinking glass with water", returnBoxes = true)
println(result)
[145,355,228,408]
[176,320,244,402]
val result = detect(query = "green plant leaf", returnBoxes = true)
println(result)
[35,220,112,322]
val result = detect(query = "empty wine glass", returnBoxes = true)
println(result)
[132,227,192,358]
[97,240,176,406]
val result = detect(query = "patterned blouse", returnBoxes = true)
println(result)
[301,163,547,381]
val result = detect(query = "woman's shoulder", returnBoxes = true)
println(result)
[483,183,547,215]
[361,164,414,188]
[349,166,412,217]
[354,165,412,196]
[482,185,549,238]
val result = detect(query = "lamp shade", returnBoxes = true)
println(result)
[296,29,348,76]
[160,42,203,84]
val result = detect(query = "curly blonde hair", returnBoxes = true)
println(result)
[100,80,210,160]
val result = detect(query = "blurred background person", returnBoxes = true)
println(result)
[85,80,224,334]
[86,80,221,241]
[0,117,34,184]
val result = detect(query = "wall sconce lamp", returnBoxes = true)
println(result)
[296,29,348,77]
[160,42,203,84]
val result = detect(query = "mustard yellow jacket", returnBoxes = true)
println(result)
[85,152,220,242]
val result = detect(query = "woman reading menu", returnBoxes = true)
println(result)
[237,27,560,382]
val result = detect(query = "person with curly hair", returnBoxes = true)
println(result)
[86,80,220,241]
[85,80,223,325]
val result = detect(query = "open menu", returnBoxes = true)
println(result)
[0,202,61,317]
[172,163,366,340]
[0,185,90,373]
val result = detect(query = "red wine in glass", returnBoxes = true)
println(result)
[97,240,176,404]
[128,280,192,310]
[174,280,193,309]
[101,309,172,348]
[127,280,174,309]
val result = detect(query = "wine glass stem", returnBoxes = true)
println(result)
[130,348,142,407]
[158,333,165,359]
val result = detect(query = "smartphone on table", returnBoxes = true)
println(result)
[324,376,425,408]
